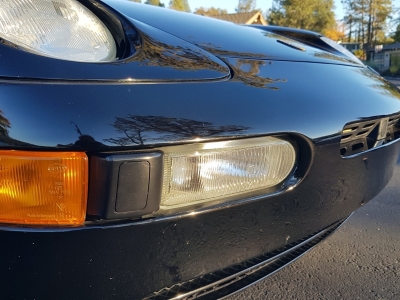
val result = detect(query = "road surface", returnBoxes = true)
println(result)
[229,156,400,300]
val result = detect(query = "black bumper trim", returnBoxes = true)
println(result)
[144,215,350,300]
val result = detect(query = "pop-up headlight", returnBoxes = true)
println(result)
[0,0,117,62]
[160,136,296,210]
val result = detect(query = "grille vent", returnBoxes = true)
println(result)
[340,114,400,157]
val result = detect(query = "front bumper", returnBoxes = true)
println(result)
[145,217,348,300]
[1,138,399,299]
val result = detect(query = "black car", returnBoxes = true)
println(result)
[1,0,400,299]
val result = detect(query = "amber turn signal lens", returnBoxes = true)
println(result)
[0,151,88,226]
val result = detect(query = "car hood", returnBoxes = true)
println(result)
[0,0,361,82]
[103,0,359,66]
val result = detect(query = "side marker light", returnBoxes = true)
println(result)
[0,151,88,226]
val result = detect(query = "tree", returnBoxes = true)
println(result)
[342,0,393,46]
[391,24,400,41]
[104,115,248,146]
[324,23,346,41]
[130,0,141,2]
[236,0,257,13]
[354,49,366,59]
[232,59,287,89]
[194,7,228,16]
[169,0,190,12]
[268,0,336,35]
[145,0,165,7]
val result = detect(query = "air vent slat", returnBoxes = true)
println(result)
[362,123,375,129]
[356,130,369,136]
[340,114,400,157]
[342,126,358,132]
[389,118,399,126]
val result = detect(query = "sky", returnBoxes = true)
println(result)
[188,0,345,21]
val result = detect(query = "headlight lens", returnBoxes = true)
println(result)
[161,136,296,209]
[0,0,117,62]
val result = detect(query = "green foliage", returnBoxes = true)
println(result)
[392,24,400,42]
[267,0,335,34]
[342,0,393,45]
[390,55,400,76]
[145,0,165,7]
[169,0,190,12]
[354,49,366,59]
[194,7,228,16]
[236,0,257,13]
[130,0,141,2]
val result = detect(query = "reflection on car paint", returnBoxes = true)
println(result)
[104,115,249,146]
[231,59,287,89]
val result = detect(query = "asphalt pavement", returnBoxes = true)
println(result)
[228,156,400,300]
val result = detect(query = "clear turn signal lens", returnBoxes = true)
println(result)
[0,0,116,62]
[161,137,296,209]
[0,151,88,226]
